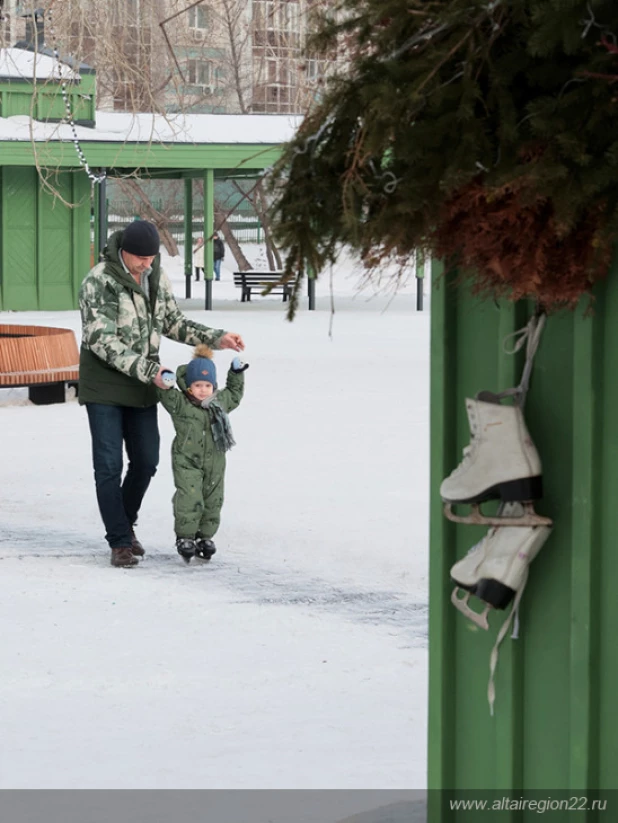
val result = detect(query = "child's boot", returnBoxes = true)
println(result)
[195,536,217,560]
[176,537,197,563]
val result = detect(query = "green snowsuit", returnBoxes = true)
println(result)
[157,364,244,539]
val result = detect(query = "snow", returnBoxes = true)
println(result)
[0,247,430,798]
[95,111,304,144]
[0,110,303,144]
[0,47,300,145]
[0,47,79,81]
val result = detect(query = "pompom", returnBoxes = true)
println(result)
[194,344,213,359]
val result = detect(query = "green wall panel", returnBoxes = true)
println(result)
[429,263,618,816]
[0,80,96,124]
[36,91,67,122]
[2,167,38,310]
[39,172,73,311]
[0,167,92,310]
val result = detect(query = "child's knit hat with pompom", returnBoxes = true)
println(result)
[185,344,217,389]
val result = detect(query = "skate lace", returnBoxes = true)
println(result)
[499,311,547,410]
[448,402,479,477]
[487,571,528,716]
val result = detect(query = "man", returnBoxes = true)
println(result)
[78,220,244,568]
[213,231,224,281]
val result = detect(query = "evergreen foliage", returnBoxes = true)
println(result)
[269,0,618,315]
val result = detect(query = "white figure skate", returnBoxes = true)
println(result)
[450,503,552,629]
[440,391,552,527]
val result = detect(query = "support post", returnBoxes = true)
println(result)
[93,182,99,265]
[97,171,107,260]
[204,168,214,311]
[415,251,425,311]
[184,178,193,300]
[307,264,316,311]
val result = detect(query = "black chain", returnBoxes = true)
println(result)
[44,8,105,183]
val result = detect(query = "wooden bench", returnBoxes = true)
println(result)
[0,325,79,404]
[233,271,292,303]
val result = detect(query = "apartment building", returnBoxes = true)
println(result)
[1,0,333,114]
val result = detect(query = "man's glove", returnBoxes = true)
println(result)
[231,357,249,373]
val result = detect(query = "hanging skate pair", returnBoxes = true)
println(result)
[440,312,552,633]
[441,391,552,631]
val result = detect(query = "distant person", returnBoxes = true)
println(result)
[157,345,249,563]
[78,220,245,568]
[193,236,204,281]
[213,231,225,281]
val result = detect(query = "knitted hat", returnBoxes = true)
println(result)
[186,344,217,389]
[121,220,160,256]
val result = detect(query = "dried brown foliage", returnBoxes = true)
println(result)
[431,180,613,309]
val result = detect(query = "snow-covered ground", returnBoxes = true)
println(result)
[0,246,430,801]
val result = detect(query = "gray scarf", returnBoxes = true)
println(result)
[201,396,236,452]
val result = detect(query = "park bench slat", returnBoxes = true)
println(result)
[233,271,290,303]
[0,324,80,403]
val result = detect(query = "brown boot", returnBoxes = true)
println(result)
[111,547,139,567]
[130,528,145,557]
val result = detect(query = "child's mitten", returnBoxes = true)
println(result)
[231,357,249,373]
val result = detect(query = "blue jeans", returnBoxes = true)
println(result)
[214,258,222,280]
[85,403,159,549]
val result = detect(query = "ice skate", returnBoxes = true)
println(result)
[195,537,217,561]
[449,534,493,629]
[176,537,196,563]
[440,392,551,527]
[450,503,552,628]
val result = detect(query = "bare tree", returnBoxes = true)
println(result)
[215,204,251,271]
[232,180,281,270]
[47,0,174,113]
[15,0,340,266]
[194,178,252,271]
[216,0,337,269]
[116,179,180,255]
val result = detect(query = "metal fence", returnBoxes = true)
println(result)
[106,214,263,245]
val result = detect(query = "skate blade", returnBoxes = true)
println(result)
[443,502,552,528]
[178,554,193,564]
[451,587,491,630]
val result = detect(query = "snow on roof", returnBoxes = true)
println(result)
[0,47,79,81]
[0,111,303,145]
[95,111,303,144]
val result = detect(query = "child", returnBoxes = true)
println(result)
[157,344,248,562]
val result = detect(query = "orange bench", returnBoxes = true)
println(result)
[0,325,79,404]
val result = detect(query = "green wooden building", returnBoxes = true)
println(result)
[0,45,296,312]
[428,262,618,819]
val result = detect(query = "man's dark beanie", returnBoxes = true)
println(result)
[121,220,160,256]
